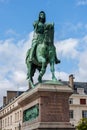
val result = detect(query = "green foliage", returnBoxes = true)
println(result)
[76,118,87,130]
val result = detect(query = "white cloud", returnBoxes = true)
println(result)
[57,71,69,81]
[55,35,87,82]
[57,22,87,39]
[75,50,87,81]
[55,38,79,59]
[5,29,20,37]
[13,71,26,83]
[77,0,87,5]
[0,32,33,106]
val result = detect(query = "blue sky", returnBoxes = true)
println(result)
[0,0,87,106]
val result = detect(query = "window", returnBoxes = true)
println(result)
[69,98,73,104]
[17,112,19,121]
[15,113,17,122]
[20,110,22,120]
[80,99,86,105]
[5,118,7,127]
[10,115,12,125]
[82,111,87,118]
[69,110,74,119]
[2,119,4,128]
[8,117,9,126]
[77,88,84,94]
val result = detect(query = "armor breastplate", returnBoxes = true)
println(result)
[36,22,44,34]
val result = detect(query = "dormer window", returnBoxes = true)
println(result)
[80,99,86,105]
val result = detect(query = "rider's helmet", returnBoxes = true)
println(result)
[39,11,46,23]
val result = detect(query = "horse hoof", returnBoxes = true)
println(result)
[52,77,57,81]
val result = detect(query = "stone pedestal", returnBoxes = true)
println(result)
[19,82,75,130]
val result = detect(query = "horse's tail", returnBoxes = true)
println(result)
[25,48,31,64]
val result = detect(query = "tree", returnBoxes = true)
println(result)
[76,118,87,130]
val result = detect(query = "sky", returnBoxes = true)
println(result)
[0,0,87,106]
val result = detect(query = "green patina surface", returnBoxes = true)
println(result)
[23,104,39,122]
[42,80,63,85]
[26,11,60,88]
[35,80,63,86]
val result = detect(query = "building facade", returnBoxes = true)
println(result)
[0,91,26,130]
[69,93,87,126]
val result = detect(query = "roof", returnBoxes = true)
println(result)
[62,81,87,94]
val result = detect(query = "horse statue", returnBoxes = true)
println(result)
[26,23,60,88]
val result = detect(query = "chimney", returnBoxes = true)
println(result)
[7,91,18,104]
[3,96,7,106]
[69,74,74,89]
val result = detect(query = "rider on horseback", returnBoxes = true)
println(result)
[26,11,60,87]
[29,11,46,62]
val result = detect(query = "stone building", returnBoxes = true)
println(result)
[0,91,24,130]
[69,75,87,126]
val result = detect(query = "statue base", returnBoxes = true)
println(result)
[19,81,75,130]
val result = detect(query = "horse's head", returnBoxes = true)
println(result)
[44,23,54,44]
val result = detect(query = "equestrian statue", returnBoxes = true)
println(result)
[26,11,60,88]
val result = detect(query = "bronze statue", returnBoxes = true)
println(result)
[26,11,60,88]
[29,11,46,62]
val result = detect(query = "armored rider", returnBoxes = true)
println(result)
[29,11,46,62]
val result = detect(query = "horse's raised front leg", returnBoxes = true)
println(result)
[50,61,57,81]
